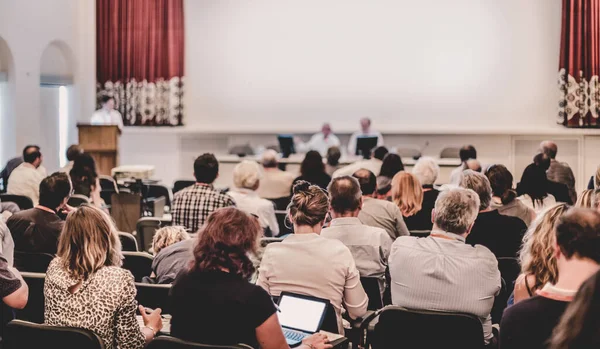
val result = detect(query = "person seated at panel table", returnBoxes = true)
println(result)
[292,151,332,192]
[256,150,295,200]
[170,207,331,349]
[91,95,124,130]
[228,160,279,236]
[332,146,389,178]
[7,145,47,206]
[347,117,384,156]
[296,123,341,156]
[7,172,72,255]
[171,153,236,233]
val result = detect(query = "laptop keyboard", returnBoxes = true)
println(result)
[283,328,308,343]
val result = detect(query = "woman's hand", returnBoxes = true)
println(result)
[302,333,332,349]
[139,305,163,333]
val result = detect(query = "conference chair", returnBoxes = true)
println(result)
[135,283,171,314]
[136,217,163,252]
[275,210,293,235]
[122,251,154,282]
[228,144,254,157]
[440,146,461,159]
[146,336,253,349]
[497,257,521,295]
[0,194,33,210]
[13,251,54,273]
[119,232,139,252]
[491,277,508,324]
[67,194,90,207]
[409,230,430,238]
[5,320,105,349]
[360,277,383,311]
[99,175,119,192]
[395,145,422,160]
[15,272,45,324]
[367,306,485,349]
[173,180,195,194]
[147,184,173,208]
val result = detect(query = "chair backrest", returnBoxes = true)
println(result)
[99,175,118,192]
[491,277,508,324]
[67,194,90,208]
[136,217,163,252]
[274,210,293,235]
[118,232,139,252]
[135,283,172,314]
[373,306,484,349]
[14,272,45,324]
[173,180,195,194]
[260,237,284,248]
[5,319,105,349]
[409,230,431,238]
[440,147,461,159]
[395,146,421,159]
[146,336,252,349]
[496,257,521,295]
[13,251,54,273]
[360,277,383,310]
[122,252,154,282]
[147,184,173,208]
[0,194,34,210]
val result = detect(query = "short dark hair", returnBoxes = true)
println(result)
[39,172,72,210]
[555,208,600,263]
[66,144,83,161]
[99,95,114,105]
[194,153,219,184]
[533,152,551,171]
[379,153,404,178]
[22,145,41,164]
[326,146,341,166]
[328,176,362,214]
[353,169,377,195]
[373,146,389,161]
[459,145,477,162]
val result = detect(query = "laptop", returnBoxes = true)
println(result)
[277,292,329,347]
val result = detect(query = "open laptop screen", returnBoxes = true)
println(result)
[278,293,328,333]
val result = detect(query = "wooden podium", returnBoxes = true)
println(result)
[77,124,120,175]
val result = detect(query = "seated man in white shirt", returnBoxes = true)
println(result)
[228,160,279,236]
[389,187,501,347]
[321,175,393,300]
[332,146,389,178]
[90,95,124,130]
[354,169,409,239]
[347,117,384,155]
[7,146,46,206]
[296,123,341,156]
[256,150,296,200]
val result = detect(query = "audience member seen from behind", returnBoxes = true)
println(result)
[172,153,235,232]
[44,205,162,349]
[549,270,600,349]
[292,150,332,192]
[229,160,279,236]
[59,144,83,174]
[391,172,427,231]
[411,156,440,231]
[532,152,572,205]
[460,170,527,258]
[7,172,72,255]
[541,141,577,205]
[332,146,389,178]
[575,189,594,208]
[375,153,404,199]
[355,169,409,239]
[7,145,46,206]
[325,146,342,177]
[258,181,368,334]
[321,175,393,300]
[256,150,295,200]
[1,145,47,193]
[69,153,104,209]
[0,252,28,310]
[500,208,600,349]
[449,145,477,183]
[389,187,501,346]
[517,162,557,213]
[514,204,568,304]
[486,164,536,227]
[170,207,330,349]
[144,226,192,285]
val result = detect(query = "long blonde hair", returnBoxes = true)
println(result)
[152,226,190,255]
[57,205,123,280]
[519,203,568,291]
[391,172,423,217]
[576,189,594,208]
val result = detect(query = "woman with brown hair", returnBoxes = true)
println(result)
[391,172,426,230]
[44,205,162,349]
[170,207,330,349]
[258,181,368,334]
[486,164,536,226]
[513,203,568,303]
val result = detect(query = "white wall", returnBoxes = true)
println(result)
[184,0,562,132]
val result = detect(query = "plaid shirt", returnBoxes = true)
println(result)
[172,183,235,232]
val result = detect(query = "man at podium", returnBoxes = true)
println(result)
[91,95,124,130]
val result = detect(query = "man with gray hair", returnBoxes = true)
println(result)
[389,187,501,346]
[412,156,440,230]
[460,170,527,258]
[256,149,295,200]
[540,140,576,204]
[321,176,392,301]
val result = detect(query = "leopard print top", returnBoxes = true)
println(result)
[44,258,145,349]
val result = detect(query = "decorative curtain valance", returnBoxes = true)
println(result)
[96,0,185,126]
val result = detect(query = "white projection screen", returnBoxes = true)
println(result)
[184,0,562,132]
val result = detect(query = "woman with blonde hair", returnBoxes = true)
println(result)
[44,205,162,349]
[151,225,190,255]
[391,172,426,230]
[513,203,568,303]
[576,189,594,208]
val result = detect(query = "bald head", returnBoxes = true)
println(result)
[540,141,558,159]
[328,176,362,215]
[353,169,377,196]
[466,159,482,172]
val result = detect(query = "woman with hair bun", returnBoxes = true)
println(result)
[485,164,536,227]
[258,181,368,334]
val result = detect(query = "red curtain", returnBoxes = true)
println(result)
[559,0,600,127]
[96,0,185,126]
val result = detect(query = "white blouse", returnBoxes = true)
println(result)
[517,194,557,214]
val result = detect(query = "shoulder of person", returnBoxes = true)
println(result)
[470,243,499,262]
[98,265,136,285]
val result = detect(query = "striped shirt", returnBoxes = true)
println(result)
[389,231,501,344]
[171,183,235,232]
